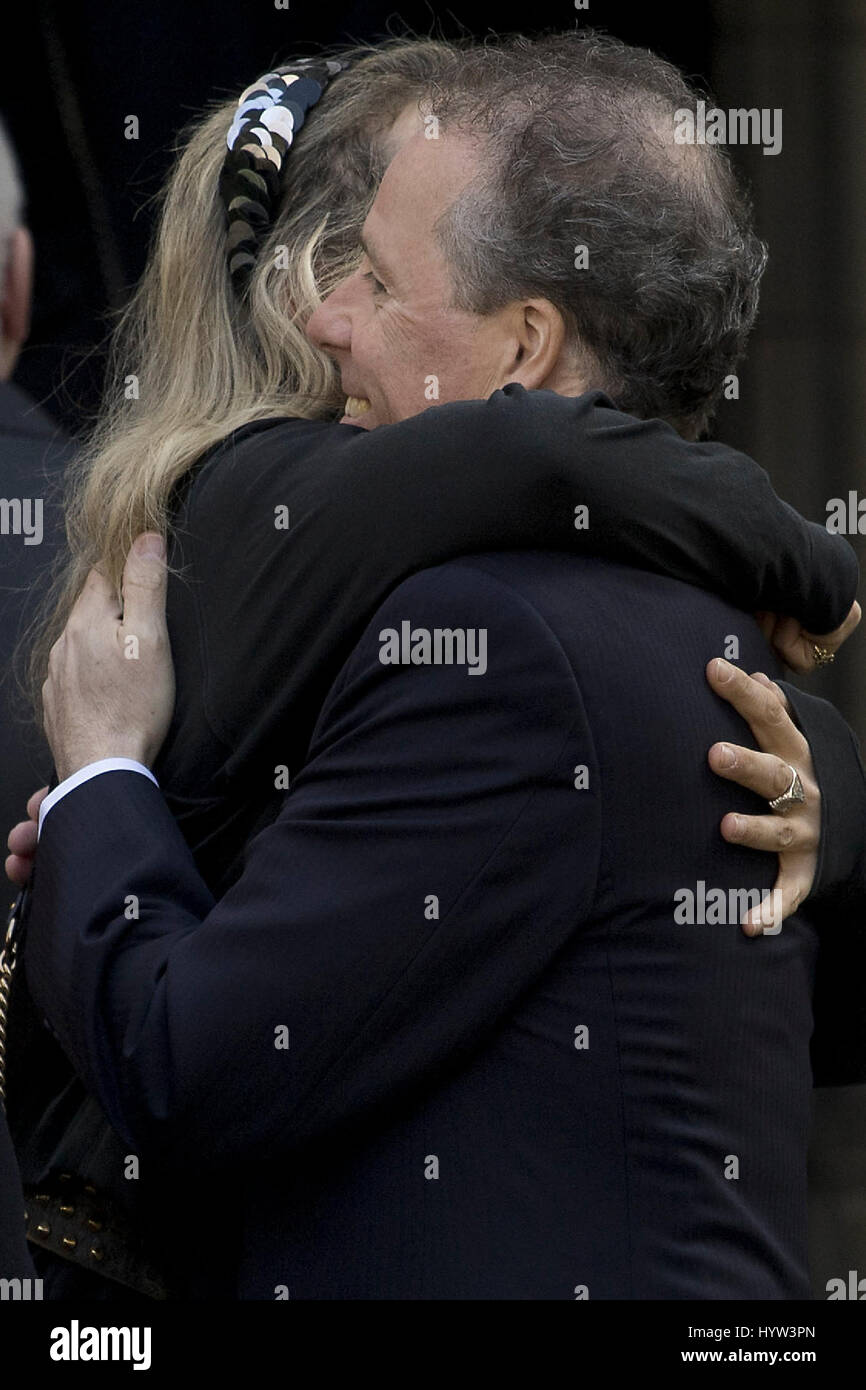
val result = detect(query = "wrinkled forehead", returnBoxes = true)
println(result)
[364,127,480,261]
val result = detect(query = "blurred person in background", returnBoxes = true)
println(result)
[0,123,70,840]
[0,118,66,1294]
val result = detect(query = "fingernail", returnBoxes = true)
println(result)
[714,658,734,682]
[134,533,165,558]
[717,743,736,768]
[728,815,743,838]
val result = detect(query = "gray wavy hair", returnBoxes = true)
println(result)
[430,30,769,439]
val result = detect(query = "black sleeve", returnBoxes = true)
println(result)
[177,386,858,780]
[779,681,866,1088]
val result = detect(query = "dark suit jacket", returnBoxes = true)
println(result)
[0,379,70,1284]
[0,380,71,837]
[154,390,857,898]
[24,552,843,1298]
[8,389,863,1298]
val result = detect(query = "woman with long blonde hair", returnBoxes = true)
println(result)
[8,35,858,1300]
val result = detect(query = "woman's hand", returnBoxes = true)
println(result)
[5,785,48,886]
[42,532,175,783]
[706,658,820,935]
[755,600,861,673]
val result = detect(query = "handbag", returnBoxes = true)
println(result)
[0,886,25,1111]
[0,883,174,1298]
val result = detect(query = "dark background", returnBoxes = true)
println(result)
[2,0,864,1299]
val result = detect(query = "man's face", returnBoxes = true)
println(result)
[305,123,518,429]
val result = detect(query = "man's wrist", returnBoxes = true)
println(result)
[54,745,152,784]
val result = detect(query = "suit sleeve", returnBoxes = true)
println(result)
[779,681,866,1087]
[184,387,858,773]
[24,562,600,1171]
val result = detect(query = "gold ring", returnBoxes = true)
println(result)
[812,644,835,668]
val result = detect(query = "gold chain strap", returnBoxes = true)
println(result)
[0,893,23,1112]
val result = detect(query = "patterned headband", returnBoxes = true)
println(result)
[219,57,349,292]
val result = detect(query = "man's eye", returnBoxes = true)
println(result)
[362,269,387,296]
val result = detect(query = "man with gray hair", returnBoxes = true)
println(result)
[325,31,767,443]
[18,31,865,1300]
[0,118,56,1290]
[0,122,70,839]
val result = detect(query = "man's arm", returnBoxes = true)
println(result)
[25,560,599,1170]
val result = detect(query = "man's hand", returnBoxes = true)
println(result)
[755,599,861,673]
[42,532,175,783]
[706,658,819,935]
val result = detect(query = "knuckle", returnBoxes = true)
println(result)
[764,693,787,727]
[769,682,789,709]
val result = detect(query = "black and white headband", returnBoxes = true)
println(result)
[219,58,348,292]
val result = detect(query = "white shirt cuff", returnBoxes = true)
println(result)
[38,759,158,838]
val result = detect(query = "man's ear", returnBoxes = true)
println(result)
[0,225,33,380]
[498,298,569,391]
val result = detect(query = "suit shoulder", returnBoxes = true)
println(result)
[451,550,759,630]
[373,553,568,631]
[340,553,583,699]
[378,551,776,698]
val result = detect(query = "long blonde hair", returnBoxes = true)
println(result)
[22,36,464,717]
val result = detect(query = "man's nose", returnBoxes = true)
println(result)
[305,274,356,353]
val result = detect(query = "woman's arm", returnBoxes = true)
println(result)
[303,386,857,633]
[779,683,866,1087]
[706,660,866,1086]
[177,385,858,781]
